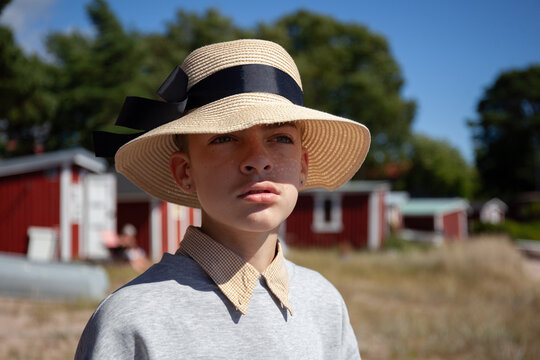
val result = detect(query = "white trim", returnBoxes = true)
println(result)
[279,221,288,255]
[80,175,89,259]
[193,208,202,226]
[312,193,343,233]
[368,191,380,250]
[459,211,468,238]
[179,206,190,241]
[77,174,85,258]
[434,214,444,233]
[167,203,178,254]
[150,199,162,261]
[59,163,71,262]
[72,153,106,173]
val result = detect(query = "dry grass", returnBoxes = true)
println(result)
[1,238,538,359]
[0,264,138,360]
[288,235,540,360]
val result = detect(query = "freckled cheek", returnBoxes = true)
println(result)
[273,158,303,183]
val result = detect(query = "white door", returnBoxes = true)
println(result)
[83,174,116,260]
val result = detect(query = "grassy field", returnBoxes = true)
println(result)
[1,235,539,359]
[288,236,540,360]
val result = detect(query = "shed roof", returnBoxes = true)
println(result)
[401,198,469,216]
[0,148,107,177]
[385,191,410,206]
[306,180,390,194]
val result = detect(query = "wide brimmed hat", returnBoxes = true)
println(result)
[94,39,370,208]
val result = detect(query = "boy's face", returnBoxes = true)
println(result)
[170,124,308,235]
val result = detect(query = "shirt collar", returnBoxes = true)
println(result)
[176,226,293,315]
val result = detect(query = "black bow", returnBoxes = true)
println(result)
[93,66,188,157]
[93,64,303,157]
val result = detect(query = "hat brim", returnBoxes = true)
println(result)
[115,93,370,208]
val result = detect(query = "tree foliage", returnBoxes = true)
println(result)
[469,66,540,199]
[138,8,250,96]
[256,11,416,177]
[394,134,477,198]
[1,1,419,186]
[0,0,57,156]
[44,0,146,151]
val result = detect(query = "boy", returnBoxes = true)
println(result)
[77,39,370,359]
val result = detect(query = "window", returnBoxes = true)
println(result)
[312,194,343,233]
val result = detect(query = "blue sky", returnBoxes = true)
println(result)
[2,0,540,163]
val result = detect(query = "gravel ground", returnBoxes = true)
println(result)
[523,256,540,282]
[0,297,95,359]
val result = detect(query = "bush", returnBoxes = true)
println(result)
[472,219,540,241]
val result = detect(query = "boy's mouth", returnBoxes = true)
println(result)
[238,183,279,199]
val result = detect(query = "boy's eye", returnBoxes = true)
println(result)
[273,135,294,144]
[211,135,233,144]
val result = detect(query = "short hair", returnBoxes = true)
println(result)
[174,134,188,153]
[122,223,137,237]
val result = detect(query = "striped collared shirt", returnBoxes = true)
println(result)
[176,226,292,315]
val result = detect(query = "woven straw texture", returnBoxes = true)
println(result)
[115,39,370,208]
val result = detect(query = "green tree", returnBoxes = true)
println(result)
[164,8,249,51]
[4,2,416,181]
[138,8,250,94]
[43,5,248,153]
[256,10,416,178]
[469,66,540,199]
[0,0,57,157]
[45,0,146,151]
[395,134,478,198]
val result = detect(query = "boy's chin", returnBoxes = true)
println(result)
[241,207,294,231]
[238,216,286,234]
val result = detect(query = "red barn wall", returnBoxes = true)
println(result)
[379,191,386,246]
[442,211,462,239]
[285,196,313,246]
[0,170,60,254]
[286,193,369,248]
[161,201,168,255]
[117,201,150,255]
[342,194,369,248]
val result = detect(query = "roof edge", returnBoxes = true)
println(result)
[0,148,107,177]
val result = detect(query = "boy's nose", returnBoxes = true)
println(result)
[240,141,273,175]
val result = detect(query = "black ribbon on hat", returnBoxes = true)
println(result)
[93,64,304,157]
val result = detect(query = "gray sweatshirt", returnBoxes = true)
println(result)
[75,253,361,359]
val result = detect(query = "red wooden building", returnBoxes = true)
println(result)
[401,198,469,240]
[0,148,115,261]
[116,173,201,261]
[285,181,389,249]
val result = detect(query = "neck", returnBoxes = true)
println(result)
[200,214,279,273]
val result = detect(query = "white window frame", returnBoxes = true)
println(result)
[312,193,343,233]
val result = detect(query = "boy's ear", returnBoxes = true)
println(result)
[300,146,309,189]
[170,152,196,193]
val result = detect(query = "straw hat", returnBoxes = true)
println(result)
[95,39,370,208]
